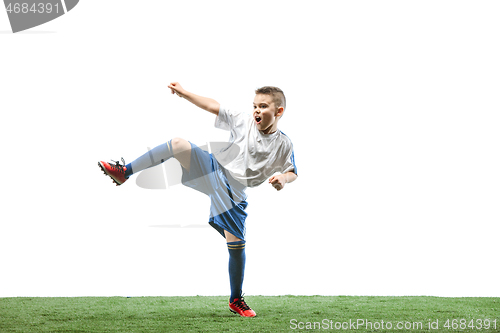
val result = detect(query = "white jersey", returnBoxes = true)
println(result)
[213,105,297,187]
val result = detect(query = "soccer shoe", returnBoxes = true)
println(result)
[229,297,256,317]
[98,158,128,186]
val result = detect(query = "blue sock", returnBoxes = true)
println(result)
[227,240,246,303]
[124,163,133,178]
[125,139,174,178]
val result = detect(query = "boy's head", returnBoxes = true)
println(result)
[253,86,286,134]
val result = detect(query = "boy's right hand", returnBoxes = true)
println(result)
[167,82,220,115]
[168,82,187,98]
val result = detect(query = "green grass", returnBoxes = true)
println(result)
[0,296,498,332]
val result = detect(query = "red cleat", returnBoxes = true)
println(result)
[98,158,128,186]
[229,297,256,317]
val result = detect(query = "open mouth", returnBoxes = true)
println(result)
[255,116,262,124]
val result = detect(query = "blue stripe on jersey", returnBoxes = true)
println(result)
[290,150,297,175]
[280,131,297,175]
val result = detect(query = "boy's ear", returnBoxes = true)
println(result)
[276,106,285,117]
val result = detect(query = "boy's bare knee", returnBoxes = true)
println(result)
[171,137,183,149]
[171,137,191,171]
[171,137,190,153]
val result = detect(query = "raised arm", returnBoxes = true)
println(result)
[168,82,220,115]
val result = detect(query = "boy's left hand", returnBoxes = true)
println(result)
[269,175,286,191]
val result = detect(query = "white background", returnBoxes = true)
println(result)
[1,1,499,298]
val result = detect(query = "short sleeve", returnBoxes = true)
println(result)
[282,149,297,175]
[280,135,297,175]
[215,105,241,131]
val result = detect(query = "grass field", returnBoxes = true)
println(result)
[0,296,498,332]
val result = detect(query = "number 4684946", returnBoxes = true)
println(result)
[6,3,60,14]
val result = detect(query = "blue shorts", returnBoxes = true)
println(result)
[181,143,248,240]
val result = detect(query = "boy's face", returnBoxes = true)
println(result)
[253,94,284,134]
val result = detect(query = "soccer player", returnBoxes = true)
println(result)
[98,82,298,317]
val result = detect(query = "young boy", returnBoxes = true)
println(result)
[98,82,297,317]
